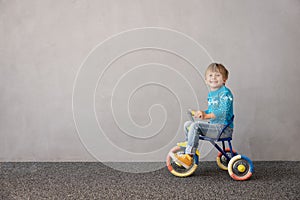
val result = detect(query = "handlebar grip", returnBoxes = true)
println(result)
[188,109,195,116]
[187,109,195,122]
[191,110,195,116]
[187,109,196,116]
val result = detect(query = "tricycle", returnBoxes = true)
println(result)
[166,110,254,181]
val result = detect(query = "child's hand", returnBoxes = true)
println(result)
[195,111,205,119]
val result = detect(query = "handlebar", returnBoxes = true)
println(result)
[187,109,196,122]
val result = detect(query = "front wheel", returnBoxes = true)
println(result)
[228,155,254,181]
[166,146,199,177]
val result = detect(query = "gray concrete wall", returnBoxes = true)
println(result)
[1,0,300,162]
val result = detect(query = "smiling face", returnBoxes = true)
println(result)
[205,70,226,91]
[205,63,229,91]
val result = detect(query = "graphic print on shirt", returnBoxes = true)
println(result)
[207,92,233,106]
[219,91,233,102]
[208,97,218,106]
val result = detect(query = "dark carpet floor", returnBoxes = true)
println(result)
[0,161,299,199]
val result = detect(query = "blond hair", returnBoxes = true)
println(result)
[205,63,229,81]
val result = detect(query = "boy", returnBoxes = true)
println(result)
[175,63,234,167]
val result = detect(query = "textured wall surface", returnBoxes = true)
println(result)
[1,0,299,162]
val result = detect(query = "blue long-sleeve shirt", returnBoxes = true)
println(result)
[205,85,234,128]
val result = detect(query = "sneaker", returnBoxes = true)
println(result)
[174,154,193,168]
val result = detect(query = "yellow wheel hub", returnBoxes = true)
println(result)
[237,164,246,173]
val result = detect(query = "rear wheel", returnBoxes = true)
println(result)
[216,148,237,170]
[166,146,199,177]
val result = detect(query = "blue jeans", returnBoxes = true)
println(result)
[184,121,233,154]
